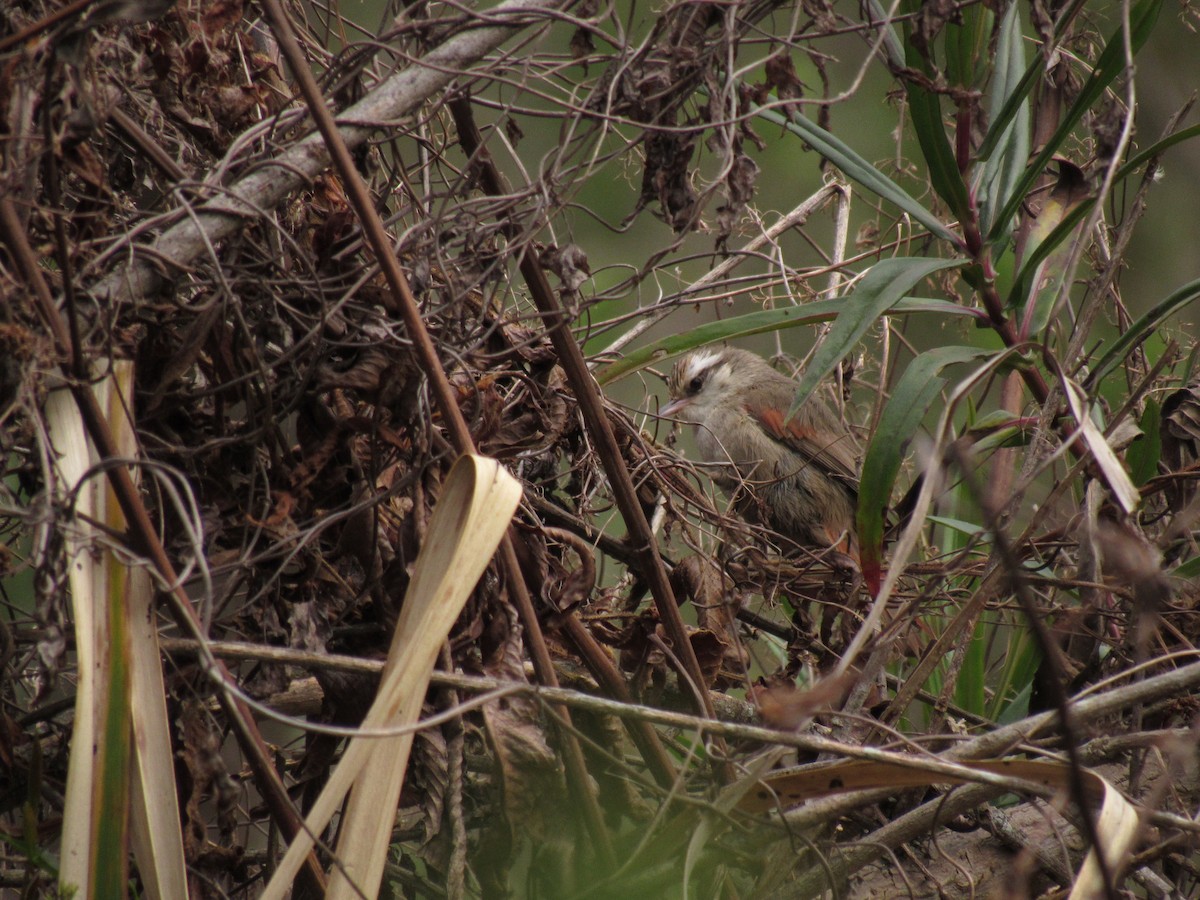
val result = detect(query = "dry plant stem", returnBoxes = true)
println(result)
[780,781,1000,899]
[538,526,676,785]
[447,97,718,726]
[498,544,617,866]
[258,0,616,868]
[986,370,1024,513]
[601,183,843,358]
[560,614,680,789]
[949,444,1118,900]
[88,0,570,306]
[982,804,1076,886]
[1068,105,1184,376]
[0,0,93,54]
[785,716,1185,900]
[773,661,1200,892]
[164,634,1200,812]
[0,200,328,896]
[108,106,188,182]
[161,637,755,730]
[878,568,999,728]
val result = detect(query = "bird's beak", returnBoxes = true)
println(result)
[660,397,688,418]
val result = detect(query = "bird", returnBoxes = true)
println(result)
[661,347,860,564]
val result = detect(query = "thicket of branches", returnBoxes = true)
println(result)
[3,0,1200,896]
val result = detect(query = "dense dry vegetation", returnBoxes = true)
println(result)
[3,0,1200,896]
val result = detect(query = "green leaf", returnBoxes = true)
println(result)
[862,0,906,68]
[856,344,993,580]
[788,257,966,418]
[991,625,1040,722]
[1085,276,1200,389]
[592,296,981,385]
[1127,399,1161,486]
[977,3,1030,238]
[986,0,1165,243]
[1115,121,1200,179]
[1013,161,1092,338]
[976,0,1088,162]
[955,624,988,715]
[1173,556,1200,580]
[970,424,1026,455]
[904,80,970,222]
[945,2,994,90]
[926,514,986,538]
[752,104,961,246]
[901,2,971,223]
[1004,187,1093,310]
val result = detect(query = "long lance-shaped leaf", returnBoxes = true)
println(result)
[50,366,135,898]
[93,366,136,900]
[1005,191,1093,308]
[1063,378,1140,514]
[976,0,1089,162]
[1116,121,1200,177]
[977,2,1030,238]
[901,6,970,223]
[1085,276,1200,389]
[1007,122,1200,311]
[857,345,995,591]
[838,349,1019,674]
[986,0,1165,243]
[904,84,970,223]
[753,104,961,246]
[1014,161,1092,339]
[594,296,982,385]
[48,385,100,896]
[787,257,966,420]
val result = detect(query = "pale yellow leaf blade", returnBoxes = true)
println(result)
[261,454,522,899]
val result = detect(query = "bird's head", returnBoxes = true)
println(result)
[661,348,762,424]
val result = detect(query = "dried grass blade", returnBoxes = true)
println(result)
[46,374,102,894]
[127,564,188,898]
[261,454,522,899]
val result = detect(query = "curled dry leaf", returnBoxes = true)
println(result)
[747,670,857,731]
[1162,377,1200,511]
[539,243,591,294]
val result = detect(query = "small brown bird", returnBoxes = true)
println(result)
[661,347,860,563]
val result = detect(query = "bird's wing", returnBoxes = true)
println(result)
[744,403,860,494]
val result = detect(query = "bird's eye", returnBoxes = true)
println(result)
[688,375,704,394]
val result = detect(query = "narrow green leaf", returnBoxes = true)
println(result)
[970,424,1026,455]
[986,0,1165,243]
[94,564,132,900]
[788,257,966,418]
[926,514,986,538]
[900,0,971,222]
[1173,556,1200,580]
[1014,161,1092,338]
[862,0,906,68]
[1085,276,1200,389]
[1116,121,1200,179]
[991,626,1041,722]
[977,0,1090,161]
[954,625,988,715]
[856,344,993,579]
[593,296,981,385]
[1005,191,1093,309]
[975,51,1042,164]
[753,104,961,246]
[905,81,971,222]
[1128,399,1161,486]
[945,3,994,90]
[978,3,1030,238]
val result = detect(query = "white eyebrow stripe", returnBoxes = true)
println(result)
[683,349,722,383]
